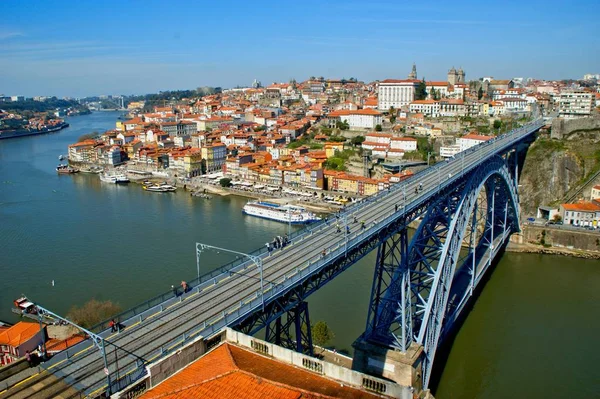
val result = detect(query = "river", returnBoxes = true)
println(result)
[0,112,597,398]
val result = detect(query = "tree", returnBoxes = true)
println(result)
[336,120,349,130]
[311,321,335,351]
[67,299,122,329]
[493,119,502,130]
[477,86,484,100]
[375,124,382,132]
[415,78,428,101]
[552,214,562,223]
[351,135,365,146]
[431,88,440,101]
[219,178,232,187]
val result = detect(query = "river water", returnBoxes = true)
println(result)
[0,112,597,398]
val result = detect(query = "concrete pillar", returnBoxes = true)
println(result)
[352,338,424,393]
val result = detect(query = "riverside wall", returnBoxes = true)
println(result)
[509,225,600,258]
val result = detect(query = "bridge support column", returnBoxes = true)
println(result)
[352,338,424,393]
[265,301,313,356]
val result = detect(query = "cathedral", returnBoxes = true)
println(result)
[447,67,465,85]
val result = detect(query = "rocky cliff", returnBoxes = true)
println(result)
[519,129,600,215]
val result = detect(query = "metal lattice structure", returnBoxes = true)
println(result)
[265,301,313,356]
[364,155,522,387]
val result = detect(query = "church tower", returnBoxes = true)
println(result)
[457,67,465,83]
[408,63,417,80]
[448,67,457,85]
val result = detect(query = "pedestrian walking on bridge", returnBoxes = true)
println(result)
[181,281,188,293]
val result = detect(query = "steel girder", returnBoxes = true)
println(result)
[265,301,313,356]
[233,198,431,343]
[363,155,520,389]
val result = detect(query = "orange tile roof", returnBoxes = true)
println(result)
[45,335,86,352]
[562,202,600,212]
[0,322,40,347]
[140,343,381,399]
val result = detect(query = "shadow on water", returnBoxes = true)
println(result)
[428,242,509,395]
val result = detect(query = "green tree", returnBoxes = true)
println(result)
[493,119,502,130]
[375,124,382,132]
[351,135,365,146]
[477,86,484,100]
[219,178,232,187]
[311,321,335,351]
[415,78,428,100]
[336,120,350,130]
[67,299,122,329]
[323,158,346,171]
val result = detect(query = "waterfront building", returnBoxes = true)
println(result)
[68,139,100,163]
[0,322,44,366]
[324,170,380,196]
[201,143,227,172]
[560,202,600,227]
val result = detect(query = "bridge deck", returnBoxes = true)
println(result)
[13,121,542,397]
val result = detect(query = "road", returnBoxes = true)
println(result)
[1,120,543,398]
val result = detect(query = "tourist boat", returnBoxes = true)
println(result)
[242,201,320,224]
[56,164,78,174]
[99,173,130,183]
[143,183,176,192]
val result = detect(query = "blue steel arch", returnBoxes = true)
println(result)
[365,155,520,388]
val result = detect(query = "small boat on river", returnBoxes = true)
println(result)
[56,164,78,174]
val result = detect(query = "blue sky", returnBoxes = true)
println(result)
[0,0,598,97]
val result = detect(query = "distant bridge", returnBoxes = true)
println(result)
[9,119,544,398]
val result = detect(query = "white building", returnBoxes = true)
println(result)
[457,134,494,151]
[502,98,529,114]
[558,90,594,119]
[409,100,440,117]
[560,202,600,227]
[439,144,461,158]
[591,185,600,200]
[329,109,383,129]
[390,137,417,152]
[377,79,420,110]
[426,81,450,98]
[364,132,392,146]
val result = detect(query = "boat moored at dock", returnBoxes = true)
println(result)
[99,173,130,183]
[56,164,78,174]
[143,183,176,192]
[242,201,320,224]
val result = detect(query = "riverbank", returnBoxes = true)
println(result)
[506,241,600,259]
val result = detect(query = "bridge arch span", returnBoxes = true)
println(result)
[365,155,521,388]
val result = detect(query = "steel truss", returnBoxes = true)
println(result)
[363,155,521,388]
[233,199,433,341]
[265,301,313,356]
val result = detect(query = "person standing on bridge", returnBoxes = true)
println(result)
[395,204,398,212]
[181,281,188,293]
[25,350,32,367]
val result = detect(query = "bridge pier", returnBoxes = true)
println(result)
[352,338,424,393]
[265,301,313,356]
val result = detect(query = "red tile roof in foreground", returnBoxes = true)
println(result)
[0,322,40,347]
[140,343,382,399]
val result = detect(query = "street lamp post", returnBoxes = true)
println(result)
[427,152,433,166]
[196,243,265,310]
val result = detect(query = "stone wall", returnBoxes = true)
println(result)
[551,116,600,139]
[516,225,600,252]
